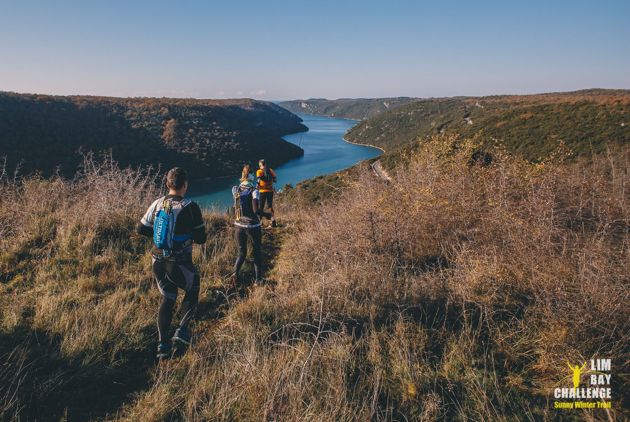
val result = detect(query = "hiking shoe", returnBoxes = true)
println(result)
[156,342,172,359]
[271,220,277,228]
[172,327,192,345]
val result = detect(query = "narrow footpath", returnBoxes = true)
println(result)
[371,160,392,182]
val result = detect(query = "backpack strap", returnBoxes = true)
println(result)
[152,196,167,221]
[171,199,194,252]
[232,186,242,221]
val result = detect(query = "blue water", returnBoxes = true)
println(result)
[189,114,382,210]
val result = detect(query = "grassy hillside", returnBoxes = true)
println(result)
[0,92,307,179]
[345,90,630,161]
[279,97,418,120]
[280,166,357,205]
[2,137,627,420]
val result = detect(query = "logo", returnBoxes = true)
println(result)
[553,358,613,410]
[567,361,586,389]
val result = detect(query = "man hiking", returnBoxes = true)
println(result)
[232,177,271,287]
[136,167,206,359]
[256,159,277,227]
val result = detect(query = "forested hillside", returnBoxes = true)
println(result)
[345,89,630,160]
[0,92,307,178]
[279,97,418,120]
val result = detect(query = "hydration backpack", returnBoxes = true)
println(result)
[233,186,256,224]
[153,197,192,257]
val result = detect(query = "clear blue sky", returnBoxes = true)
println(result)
[1,0,629,100]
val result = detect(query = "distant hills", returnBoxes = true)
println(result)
[279,89,630,204]
[0,92,307,178]
[278,97,418,120]
[281,89,630,162]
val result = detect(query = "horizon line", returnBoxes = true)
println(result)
[2,87,630,102]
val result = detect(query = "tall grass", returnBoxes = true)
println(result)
[0,156,234,420]
[268,136,629,420]
[2,137,628,421]
[124,136,627,421]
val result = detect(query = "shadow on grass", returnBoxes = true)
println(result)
[0,325,155,421]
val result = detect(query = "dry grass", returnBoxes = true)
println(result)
[0,156,235,420]
[1,138,628,421]
[261,136,628,420]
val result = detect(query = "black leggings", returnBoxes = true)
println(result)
[234,226,262,281]
[152,258,200,342]
[259,191,273,212]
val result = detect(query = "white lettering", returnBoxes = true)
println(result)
[591,374,612,385]
[591,359,611,371]
[555,388,612,399]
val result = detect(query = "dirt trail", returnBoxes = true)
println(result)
[175,220,289,347]
[101,222,289,420]
[371,160,392,182]
[200,222,285,311]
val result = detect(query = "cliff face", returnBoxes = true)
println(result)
[0,93,307,178]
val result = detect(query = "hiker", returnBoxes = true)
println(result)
[256,159,277,227]
[232,178,271,287]
[136,167,206,359]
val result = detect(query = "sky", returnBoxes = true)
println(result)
[1,0,629,100]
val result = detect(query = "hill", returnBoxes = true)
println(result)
[1,139,627,420]
[345,89,630,160]
[278,97,418,120]
[0,92,307,179]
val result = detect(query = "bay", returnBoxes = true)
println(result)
[188,114,382,210]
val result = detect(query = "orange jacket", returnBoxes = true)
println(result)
[256,168,276,192]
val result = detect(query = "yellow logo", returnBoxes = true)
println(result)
[567,361,587,389]
[553,358,613,410]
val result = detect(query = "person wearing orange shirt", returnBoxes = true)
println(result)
[256,159,277,227]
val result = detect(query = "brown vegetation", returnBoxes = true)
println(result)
[1,135,628,420]
[0,91,307,179]
[343,89,630,160]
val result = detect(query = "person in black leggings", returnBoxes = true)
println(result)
[232,179,271,286]
[136,167,206,359]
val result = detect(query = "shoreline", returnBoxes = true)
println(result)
[342,135,386,153]
[191,124,308,183]
[298,112,385,153]
[191,119,383,187]
[190,115,382,204]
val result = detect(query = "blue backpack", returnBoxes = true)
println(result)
[153,198,191,256]
[233,185,256,223]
